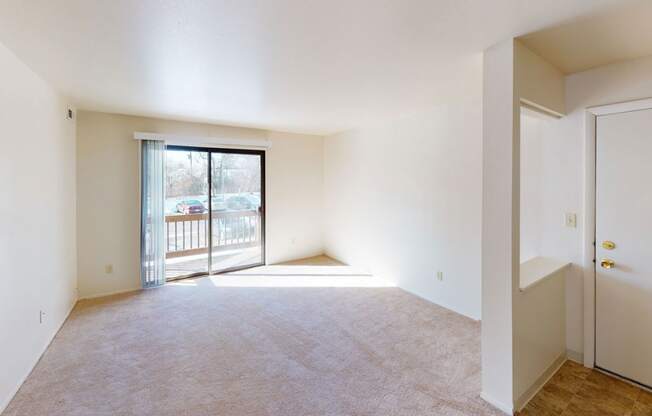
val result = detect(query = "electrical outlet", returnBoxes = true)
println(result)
[436,271,443,281]
[105,264,113,274]
[565,213,577,228]
[39,310,45,324]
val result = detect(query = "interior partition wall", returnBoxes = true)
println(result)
[164,145,265,280]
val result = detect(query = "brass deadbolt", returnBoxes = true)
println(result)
[602,241,616,250]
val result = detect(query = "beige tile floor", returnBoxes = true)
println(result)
[519,360,652,416]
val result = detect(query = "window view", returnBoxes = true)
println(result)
[164,147,264,280]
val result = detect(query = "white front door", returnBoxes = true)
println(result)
[596,108,652,388]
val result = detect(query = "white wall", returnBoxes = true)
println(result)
[480,39,518,414]
[323,56,483,320]
[537,55,652,359]
[0,43,77,412]
[266,130,324,262]
[76,111,323,299]
[517,92,572,413]
[514,268,566,409]
[515,40,566,116]
[480,39,564,413]
[519,112,544,262]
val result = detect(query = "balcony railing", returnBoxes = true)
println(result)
[165,210,261,258]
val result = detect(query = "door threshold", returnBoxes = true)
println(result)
[165,262,265,283]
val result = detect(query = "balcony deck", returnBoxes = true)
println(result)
[166,246,262,280]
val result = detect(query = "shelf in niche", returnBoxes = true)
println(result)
[520,256,570,291]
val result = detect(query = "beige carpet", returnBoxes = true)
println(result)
[3,257,501,416]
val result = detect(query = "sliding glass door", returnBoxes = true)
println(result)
[164,146,264,280]
[210,151,264,273]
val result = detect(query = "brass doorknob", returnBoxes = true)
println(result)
[600,259,615,269]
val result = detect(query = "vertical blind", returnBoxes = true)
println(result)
[140,140,166,288]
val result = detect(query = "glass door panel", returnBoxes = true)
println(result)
[210,151,264,273]
[164,148,209,279]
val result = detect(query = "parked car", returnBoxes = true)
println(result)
[200,196,227,211]
[176,199,206,214]
[226,195,253,210]
[244,193,261,208]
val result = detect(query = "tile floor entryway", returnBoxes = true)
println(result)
[519,360,652,415]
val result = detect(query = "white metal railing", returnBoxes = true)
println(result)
[165,210,261,258]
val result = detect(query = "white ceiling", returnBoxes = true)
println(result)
[0,0,633,135]
[520,0,652,74]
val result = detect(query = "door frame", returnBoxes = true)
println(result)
[165,144,266,279]
[583,97,652,368]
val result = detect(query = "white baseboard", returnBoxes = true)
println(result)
[396,285,480,321]
[566,349,584,365]
[78,286,142,300]
[480,392,514,415]
[515,353,567,411]
[0,297,77,414]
